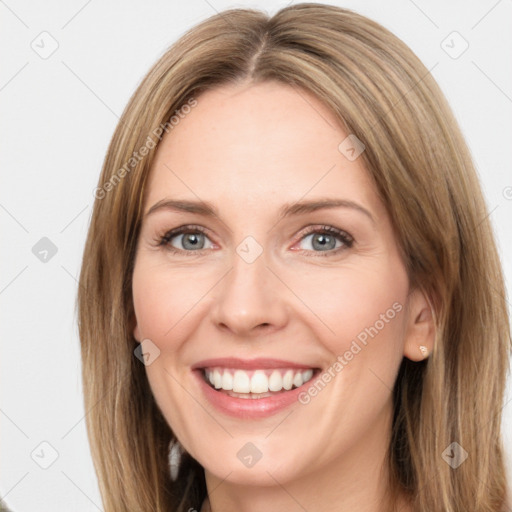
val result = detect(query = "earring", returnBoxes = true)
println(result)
[168,438,184,481]
[419,345,429,358]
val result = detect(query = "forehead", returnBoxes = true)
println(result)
[143,81,381,218]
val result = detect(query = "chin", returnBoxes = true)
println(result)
[204,460,299,487]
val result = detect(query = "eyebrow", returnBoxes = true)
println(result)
[145,198,375,224]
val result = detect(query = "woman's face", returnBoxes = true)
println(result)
[132,81,420,488]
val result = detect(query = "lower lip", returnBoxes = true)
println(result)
[193,370,315,419]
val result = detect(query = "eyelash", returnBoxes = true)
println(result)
[155,224,354,257]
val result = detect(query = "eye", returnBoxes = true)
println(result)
[156,224,354,257]
[157,225,214,255]
[294,225,354,256]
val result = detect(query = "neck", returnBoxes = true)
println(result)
[202,398,410,512]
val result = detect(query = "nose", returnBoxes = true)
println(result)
[210,249,289,338]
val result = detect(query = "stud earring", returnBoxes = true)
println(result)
[419,345,429,358]
[168,438,184,481]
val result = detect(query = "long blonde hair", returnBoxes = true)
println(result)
[77,4,511,511]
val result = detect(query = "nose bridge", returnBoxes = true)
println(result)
[211,236,287,335]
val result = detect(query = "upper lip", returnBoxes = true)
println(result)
[192,357,318,370]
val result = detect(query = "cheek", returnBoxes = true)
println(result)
[293,262,409,360]
[131,263,204,435]
[132,262,205,343]
[285,264,408,460]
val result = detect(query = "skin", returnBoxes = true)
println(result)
[132,81,434,512]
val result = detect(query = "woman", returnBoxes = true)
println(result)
[78,3,511,511]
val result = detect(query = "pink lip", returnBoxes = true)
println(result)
[191,358,320,419]
[192,357,314,371]
[192,369,318,419]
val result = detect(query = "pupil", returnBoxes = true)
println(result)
[184,233,203,250]
[313,234,334,251]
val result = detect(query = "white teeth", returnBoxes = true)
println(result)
[302,369,313,382]
[250,370,268,393]
[213,369,222,389]
[204,367,315,394]
[283,370,293,390]
[221,371,233,391]
[268,370,283,392]
[233,370,251,393]
[293,372,303,388]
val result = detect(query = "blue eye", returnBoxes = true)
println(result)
[157,224,353,257]
[294,225,354,257]
[158,225,213,254]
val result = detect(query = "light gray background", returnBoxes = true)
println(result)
[1,1,511,510]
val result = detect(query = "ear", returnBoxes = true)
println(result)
[133,323,141,343]
[129,309,142,343]
[403,288,435,361]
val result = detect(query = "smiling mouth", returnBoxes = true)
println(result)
[201,367,318,399]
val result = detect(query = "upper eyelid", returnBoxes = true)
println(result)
[160,224,353,249]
